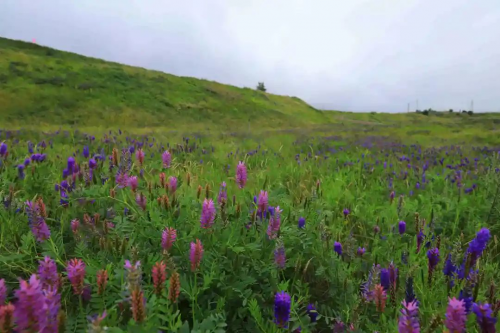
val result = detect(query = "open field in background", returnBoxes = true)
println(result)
[0,37,500,332]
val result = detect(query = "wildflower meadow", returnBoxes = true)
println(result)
[0,128,499,332]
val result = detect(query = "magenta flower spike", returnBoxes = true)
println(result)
[236,161,247,189]
[13,275,48,332]
[445,297,466,333]
[161,227,177,251]
[162,150,172,168]
[200,199,216,229]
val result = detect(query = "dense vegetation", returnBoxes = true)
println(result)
[0,126,499,332]
[0,37,500,332]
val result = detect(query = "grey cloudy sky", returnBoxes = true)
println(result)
[1,0,500,112]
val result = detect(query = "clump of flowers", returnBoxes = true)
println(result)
[124,260,142,292]
[267,206,282,239]
[168,271,181,303]
[67,259,86,295]
[169,176,177,194]
[135,192,147,210]
[445,297,466,333]
[161,227,177,251]
[190,239,204,272]
[274,246,286,269]
[152,261,167,296]
[217,182,227,206]
[472,302,497,333]
[398,300,420,333]
[236,161,247,189]
[13,275,47,332]
[467,228,491,266]
[334,241,343,256]
[200,199,216,229]
[96,269,108,295]
[38,256,59,290]
[25,200,51,242]
[162,150,172,168]
[373,284,387,312]
[274,291,291,328]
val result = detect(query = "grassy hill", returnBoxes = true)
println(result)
[0,37,328,130]
[1,37,500,145]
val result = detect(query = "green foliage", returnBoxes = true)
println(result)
[0,127,499,332]
[0,37,325,130]
[256,82,266,92]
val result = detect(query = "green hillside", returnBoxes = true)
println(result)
[1,37,500,146]
[0,37,328,130]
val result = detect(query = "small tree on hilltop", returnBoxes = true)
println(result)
[449,109,453,113]
[256,82,266,92]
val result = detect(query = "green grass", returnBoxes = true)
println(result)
[0,37,328,130]
[2,36,500,147]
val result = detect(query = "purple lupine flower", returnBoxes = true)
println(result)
[169,176,177,194]
[116,172,129,188]
[357,247,366,257]
[67,156,76,172]
[443,254,456,277]
[14,275,48,332]
[135,192,147,210]
[0,279,6,304]
[128,176,138,192]
[445,297,466,333]
[236,161,247,189]
[343,208,350,217]
[274,291,291,328]
[200,199,216,229]
[472,303,497,333]
[298,217,306,229]
[459,289,473,314]
[380,268,390,291]
[334,242,342,256]
[306,303,317,322]
[25,201,50,242]
[427,248,440,271]
[17,164,25,179]
[89,158,97,169]
[83,146,89,158]
[468,228,491,265]
[274,246,286,269]
[398,221,406,235]
[217,181,227,205]
[38,256,59,290]
[0,142,7,157]
[24,158,30,167]
[44,287,60,332]
[258,190,268,215]
[162,150,171,168]
[267,206,282,239]
[398,300,420,333]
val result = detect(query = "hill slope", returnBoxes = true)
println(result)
[0,37,328,129]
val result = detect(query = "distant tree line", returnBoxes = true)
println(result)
[416,108,473,116]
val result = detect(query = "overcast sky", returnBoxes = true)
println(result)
[1,0,500,112]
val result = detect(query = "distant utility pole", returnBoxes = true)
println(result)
[407,103,410,113]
